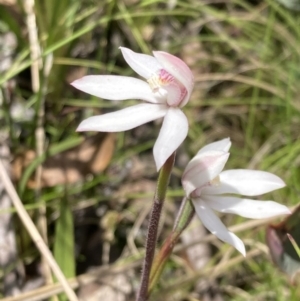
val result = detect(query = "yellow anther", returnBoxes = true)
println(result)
[210,175,221,186]
[147,74,161,91]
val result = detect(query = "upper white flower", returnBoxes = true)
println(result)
[182,138,290,256]
[71,47,194,171]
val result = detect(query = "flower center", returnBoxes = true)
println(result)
[147,69,175,92]
[147,69,187,107]
[191,175,221,198]
[210,175,221,186]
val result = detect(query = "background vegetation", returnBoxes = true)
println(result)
[0,0,300,300]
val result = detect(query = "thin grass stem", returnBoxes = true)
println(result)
[0,159,78,301]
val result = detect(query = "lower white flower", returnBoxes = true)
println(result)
[182,138,291,256]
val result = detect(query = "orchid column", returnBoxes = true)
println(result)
[71,47,194,301]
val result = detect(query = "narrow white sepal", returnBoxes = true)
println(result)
[77,103,168,132]
[153,108,188,171]
[202,169,286,196]
[71,75,161,103]
[202,195,291,219]
[197,138,231,155]
[192,199,246,256]
[120,47,162,79]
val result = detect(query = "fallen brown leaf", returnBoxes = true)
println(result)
[12,133,115,188]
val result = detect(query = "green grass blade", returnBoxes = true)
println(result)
[53,196,75,301]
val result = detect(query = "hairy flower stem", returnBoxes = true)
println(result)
[136,153,175,301]
[148,198,195,295]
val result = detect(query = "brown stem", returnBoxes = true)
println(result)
[136,153,175,301]
[148,198,195,295]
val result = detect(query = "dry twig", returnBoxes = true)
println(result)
[0,158,78,301]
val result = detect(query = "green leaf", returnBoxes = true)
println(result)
[266,204,300,283]
[53,196,75,301]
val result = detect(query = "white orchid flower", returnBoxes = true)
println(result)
[71,47,194,171]
[182,138,290,256]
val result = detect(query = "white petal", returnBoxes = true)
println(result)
[202,169,286,196]
[77,103,168,132]
[153,108,188,171]
[71,75,161,103]
[164,82,183,107]
[192,199,246,256]
[197,138,231,155]
[120,47,162,79]
[153,51,194,107]
[182,151,229,196]
[202,195,291,219]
